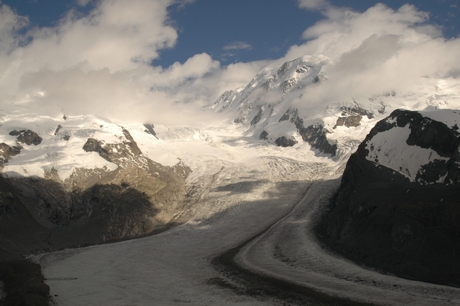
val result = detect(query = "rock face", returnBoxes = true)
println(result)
[316,109,460,286]
[0,144,21,167]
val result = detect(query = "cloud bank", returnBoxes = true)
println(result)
[287,3,460,109]
[0,0,458,125]
[0,0,264,125]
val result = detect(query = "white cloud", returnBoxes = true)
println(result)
[223,41,253,51]
[77,0,93,6]
[297,0,329,11]
[0,1,458,127]
[0,0,232,126]
[0,5,28,54]
[280,3,460,111]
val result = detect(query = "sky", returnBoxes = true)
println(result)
[0,0,459,124]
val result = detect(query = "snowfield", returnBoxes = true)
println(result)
[32,123,460,306]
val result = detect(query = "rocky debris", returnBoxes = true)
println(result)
[316,109,460,287]
[9,130,42,146]
[143,123,157,138]
[275,136,298,147]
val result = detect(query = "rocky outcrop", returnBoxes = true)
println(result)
[334,106,373,129]
[83,138,111,161]
[316,109,460,287]
[259,130,269,140]
[9,130,42,146]
[280,108,337,155]
[143,123,157,137]
[334,115,362,128]
[275,136,298,147]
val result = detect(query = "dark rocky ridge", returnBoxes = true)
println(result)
[316,109,460,287]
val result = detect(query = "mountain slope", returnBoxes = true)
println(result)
[316,109,460,286]
[0,113,190,259]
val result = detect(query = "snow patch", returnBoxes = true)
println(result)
[420,109,460,130]
[365,125,448,182]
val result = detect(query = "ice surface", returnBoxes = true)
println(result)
[32,119,460,305]
[36,143,331,305]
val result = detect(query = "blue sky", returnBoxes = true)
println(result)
[2,0,459,67]
[0,0,459,123]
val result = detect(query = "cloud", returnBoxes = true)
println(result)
[0,0,236,126]
[280,3,460,112]
[0,5,28,53]
[297,0,329,11]
[77,0,93,6]
[1,1,458,128]
[223,41,253,51]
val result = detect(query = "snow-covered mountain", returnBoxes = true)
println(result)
[212,55,460,162]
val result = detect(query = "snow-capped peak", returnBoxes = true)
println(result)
[211,55,460,160]
[211,55,329,114]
